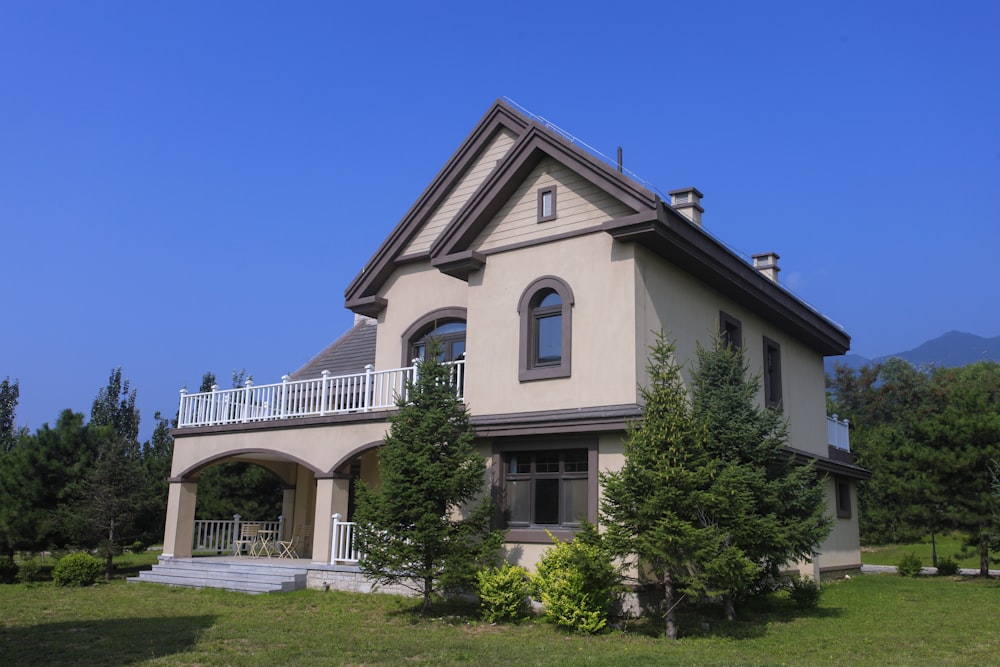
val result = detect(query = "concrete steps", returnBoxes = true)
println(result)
[129,557,308,594]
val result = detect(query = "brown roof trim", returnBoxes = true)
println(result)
[431,250,486,281]
[603,203,851,356]
[345,100,530,314]
[430,122,656,262]
[348,295,388,319]
[786,446,871,480]
[470,404,642,438]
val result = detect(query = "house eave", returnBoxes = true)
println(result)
[603,204,851,357]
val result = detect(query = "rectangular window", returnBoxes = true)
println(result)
[763,337,782,408]
[537,186,557,222]
[720,311,742,350]
[836,478,852,518]
[503,449,589,530]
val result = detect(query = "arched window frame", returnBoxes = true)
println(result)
[517,276,574,382]
[400,307,467,366]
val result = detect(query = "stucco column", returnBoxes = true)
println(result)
[281,487,296,539]
[162,479,198,559]
[311,474,351,563]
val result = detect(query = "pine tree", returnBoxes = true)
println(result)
[691,338,831,618]
[601,333,754,639]
[353,344,501,612]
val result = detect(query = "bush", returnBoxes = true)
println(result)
[129,541,147,554]
[52,552,102,587]
[532,531,618,634]
[16,557,44,585]
[477,562,531,623]
[0,555,17,584]
[787,575,822,609]
[936,556,960,576]
[897,552,923,577]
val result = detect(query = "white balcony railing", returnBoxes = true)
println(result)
[827,414,850,452]
[177,360,465,428]
[193,514,284,555]
[331,513,361,564]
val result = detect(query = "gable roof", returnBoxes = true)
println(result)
[342,99,850,356]
[344,101,529,315]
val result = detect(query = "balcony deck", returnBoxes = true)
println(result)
[177,361,464,429]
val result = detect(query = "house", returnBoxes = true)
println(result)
[158,99,866,590]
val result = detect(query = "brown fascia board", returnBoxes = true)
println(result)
[431,250,486,281]
[786,446,872,480]
[470,404,643,438]
[603,203,851,356]
[430,122,658,263]
[344,101,530,315]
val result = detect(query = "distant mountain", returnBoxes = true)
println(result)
[824,332,1000,376]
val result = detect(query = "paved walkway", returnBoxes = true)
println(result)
[861,564,999,576]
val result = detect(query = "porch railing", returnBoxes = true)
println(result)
[193,514,284,554]
[827,414,850,452]
[177,360,465,428]
[330,513,360,564]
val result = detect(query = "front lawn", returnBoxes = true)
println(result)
[1,573,998,665]
[862,532,986,569]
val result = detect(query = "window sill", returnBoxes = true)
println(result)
[519,365,570,382]
[504,527,580,543]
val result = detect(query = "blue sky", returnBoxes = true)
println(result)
[2,1,998,442]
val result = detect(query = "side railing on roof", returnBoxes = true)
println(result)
[177,360,465,428]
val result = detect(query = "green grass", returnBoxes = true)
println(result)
[1,574,998,665]
[861,532,985,569]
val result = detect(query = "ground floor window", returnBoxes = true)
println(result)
[495,439,597,542]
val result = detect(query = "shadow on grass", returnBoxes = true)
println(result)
[623,594,844,640]
[0,614,216,665]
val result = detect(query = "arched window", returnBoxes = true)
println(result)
[518,276,573,381]
[412,321,466,362]
[401,307,468,365]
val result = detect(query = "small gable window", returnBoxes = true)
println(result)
[518,276,573,382]
[537,186,557,222]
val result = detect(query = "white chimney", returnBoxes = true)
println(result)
[752,252,781,283]
[669,187,704,227]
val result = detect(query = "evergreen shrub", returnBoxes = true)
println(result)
[532,532,618,634]
[787,575,822,609]
[476,562,531,623]
[897,552,923,577]
[52,552,102,587]
[16,557,43,584]
[935,556,960,576]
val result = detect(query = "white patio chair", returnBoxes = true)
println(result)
[277,524,312,559]
[233,523,260,557]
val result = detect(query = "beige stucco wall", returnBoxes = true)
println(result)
[170,421,389,479]
[373,260,468,370]
[818,477,862,573]
[632,246,829,458]
[465,232,639,414]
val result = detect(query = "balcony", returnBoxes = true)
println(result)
[177,360,465,428]
[827,414,850,452]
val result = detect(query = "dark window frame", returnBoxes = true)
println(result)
[400,307,467,366]
[493,438,598,543]
[763,336,782,408]
[517,276,574,382]
[836,478,852,518]
[537,186,557,223]
[720,311,742,350]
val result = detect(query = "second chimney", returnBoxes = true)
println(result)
[752,251,781,283]
[669,187,704,227]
